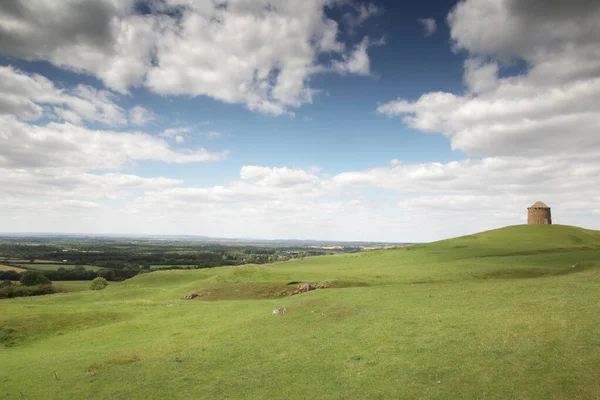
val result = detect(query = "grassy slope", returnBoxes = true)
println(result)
[1,225,600,399]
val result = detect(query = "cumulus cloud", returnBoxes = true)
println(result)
[0,0,382,116]
[333,38,373,75]
[85,155,600,240]
[369,0,600,238]
[0,116,227,170]
[418,18,437,36]
[378,0,600,158]
[129,105,154,126]
[0,66,128,125]
[343,2,381,29]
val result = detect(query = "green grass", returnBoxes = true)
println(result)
[13,263,105,271]
[52,281,105,293]
[1,224,600,399]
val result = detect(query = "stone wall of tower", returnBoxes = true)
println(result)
[527,207,552,225]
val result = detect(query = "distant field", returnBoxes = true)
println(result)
[150,264,198,270]
[52,281,95,292]
[1,259,61,264]
[0,264,26,272]
[12,263,105,272]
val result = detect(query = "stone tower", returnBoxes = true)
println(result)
[527,201,552,225]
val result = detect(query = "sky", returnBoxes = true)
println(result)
[1,0,600,242]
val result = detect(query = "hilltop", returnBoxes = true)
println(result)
[1,225,600,399]
[427,224,600,254]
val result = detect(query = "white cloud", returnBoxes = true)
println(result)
[160,127,191,138]
[129,105,155,126]
[204,131,222,139]
[98,156,600,240]
[418,18,437,36]
[343,2,381,29]
[0,66,128,125]
[378,0,600,158]
[333,37,372,76]
[2,155,600,240]
[0,116,228,170]
[0,0,382,116]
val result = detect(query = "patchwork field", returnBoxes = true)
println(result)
[10,263,105,272]
[0,264,26,272]
[1,225,600,399]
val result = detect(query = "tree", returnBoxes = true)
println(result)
[97,269,115,281]
[20,270,50,286]
[90,277,108,290]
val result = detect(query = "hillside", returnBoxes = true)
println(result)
[1,225,600,399]
[427,224,600,254]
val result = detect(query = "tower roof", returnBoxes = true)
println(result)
[529,201,550,208]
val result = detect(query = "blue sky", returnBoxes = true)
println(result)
[1,0,599,241]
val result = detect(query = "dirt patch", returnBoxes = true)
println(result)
[280,281,331,296]
[88,354,142,370]
[183,280,370,301]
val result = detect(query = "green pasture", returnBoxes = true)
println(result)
[1,225,600,399]
[12,263,105,272]
[52,281,109,293]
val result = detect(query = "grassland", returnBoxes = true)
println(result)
[52,281,107,293]
[10,263,105,272]
[1,224,600,399]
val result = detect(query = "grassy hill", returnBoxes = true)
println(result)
[2,225,600,399]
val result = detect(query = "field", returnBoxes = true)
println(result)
[0,264,26,272]
[1,225,600,399]
[52,281,108,293]
[10,263,105,272]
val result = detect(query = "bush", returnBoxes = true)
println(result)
[0,270,22,281]
[0,284,55,299]
[90,277,108,290]
[20,270,50,286]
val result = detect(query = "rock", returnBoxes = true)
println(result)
[297,283,318,293]
[272,307,287,314]
[297,282,330,293]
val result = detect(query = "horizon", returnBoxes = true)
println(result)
[1,0,599,242]
[0,231,411,244]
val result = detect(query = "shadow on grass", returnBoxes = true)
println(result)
[476,262,600,280]
[0,311,130,348]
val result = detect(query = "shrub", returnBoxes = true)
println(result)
[0,270,22,281]
[20,270,50,286]
[0,284,55,299]
[90,277,108,290]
